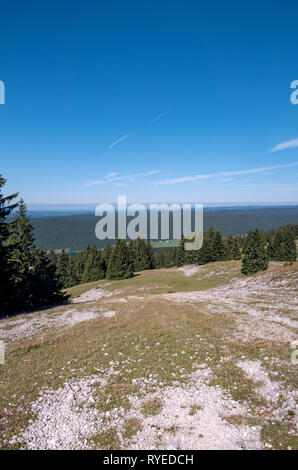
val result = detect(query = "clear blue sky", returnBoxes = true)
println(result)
[1,1,298,204]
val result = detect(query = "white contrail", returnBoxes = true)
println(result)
[86,170,162,187]
[108,134,131,150]
[154,111,169,121]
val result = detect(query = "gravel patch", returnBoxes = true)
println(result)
[101,310,116,318]
[178,266,202,277]
[19,370,114,450]
[0,309,98,343]
[128,369,262,450]
[237,360,281,402]
[72,288,114,303]
[17,366,263,450]
[163,270,298,329]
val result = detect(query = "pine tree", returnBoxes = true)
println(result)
[197,227,215,265]
[82,245,105,283]
[182,234,198,265]
[67,255,79,286]
[212,230,227,261]
[127,239,136,271]
[26,248,68,309]
[106,239,134,280]
[154,248,167,268]
[241,229,268,275]
[9,198,36,261]
[8,199,37,309]
[74,251,86,282]
[175,239,185,267]
[102,243,112,271]
[225,234,234,260]
[282,226,297,262]
[167,246,178,267]
[134,238,150,271]
[197,237,213,264]
[56,249,72,288]
[7,198,67,311]
[0,176,18,312]
[231,237,241,260]
[267,226,296,262]
[47,249,58,268]
[74,251,83,282]
[146,239,155,269]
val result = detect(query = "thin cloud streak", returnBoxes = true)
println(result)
[154,111,169,121]
[108,134,131,150]
[153,162,298,185]
[270,138,298,152]
[86,170,162,187]
[105,172,119,178]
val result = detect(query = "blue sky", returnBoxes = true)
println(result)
[0,1,298,204]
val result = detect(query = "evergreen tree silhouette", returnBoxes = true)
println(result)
[241,229,268,275]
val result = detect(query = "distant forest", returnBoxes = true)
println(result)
[30,206,298,252]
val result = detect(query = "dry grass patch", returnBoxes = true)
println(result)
[89,427,120,450]
[140,397,163,417]
[189,404,203,415]
[122,418,142,440]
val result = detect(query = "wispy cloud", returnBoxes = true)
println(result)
[270,138,298,152]
[108,134,131,150]
[105,172,119,178]
[153,162,298,185]
[86,170,162,187]
[145,170,161,175]
[154,111,169,121]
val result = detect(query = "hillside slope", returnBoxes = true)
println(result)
[0,261,297,450]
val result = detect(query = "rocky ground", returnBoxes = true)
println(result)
[0,261,297,450]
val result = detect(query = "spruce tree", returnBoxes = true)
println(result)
[197,227,216,265]
[212,230,227,261]
[7,198,67,311]
[0,176,18,312]
[8,199,37,309]
[241,229,268,275]
[27,248,68,309]
[134,238,150,271]
[106,239,134,280]
[146,239,155,269]
[154,248,166,268]
[56,249,72,288]
[47,249,58,268]
[67,255,79,286]
[74,251,86,282]
[175,239,185,267]
[231,237,241,260]
[127,239,136,271]
[226,234,234,260]
[197,237,213,264]
[168,246,178,267]
[267,226,296,262]
[82,245,105,283]
[267,229,283,260]
[282,226,297,262]
[102,243,112,271]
